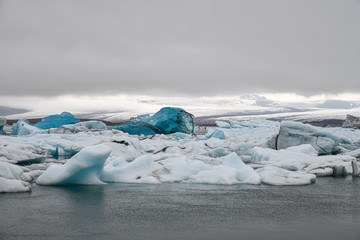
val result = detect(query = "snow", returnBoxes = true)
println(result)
[36,144,112,185]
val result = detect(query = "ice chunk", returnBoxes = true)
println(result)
[352,159,359,177]
[0,143,45,163]
[206,129,226,140]
[109,121,161,136]
[151,107,194,134]
[257,166,316,185]
[285,144,318,157]
[0,177,31,192]
[36,144,111,185]
[110,107,194,135]
[0,117,6,135]
[251,146,316,171]
[190,153,261,185]
[215,120,231,128]
[277,121,350,155]
[0,162,32,192]
[157,157,211,183]
[101,155,160,183]
[343,114,360,129]
[74,121,107,131]
[12,119,42,136]
[0,162,32,182]
[34,112,80,129]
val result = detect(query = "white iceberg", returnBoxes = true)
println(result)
[0,162,32,192]
[277,121,354,154]
[190,153,261,185]
[257,166,316,186]
[36,144,111,185]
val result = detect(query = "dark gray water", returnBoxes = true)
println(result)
[1,177,360,240]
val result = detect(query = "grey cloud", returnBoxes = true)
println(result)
[0,0,359,97]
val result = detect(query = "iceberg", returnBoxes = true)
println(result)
[257,166,316,186]
[0,117,6,135]
[190,153,261,185]
[0,143,45,164]
[0,177,31,192]
[101,155,160,183]
[0,162,32,192]
[110,107,194,136]
[150,107,194,134]
[343,114,360,129]
[277,121,351,155]
[34,112,80,129]
[12,119,42,136]
[36,144,111,185]
[109,121,161,136]
[206,129,226,140]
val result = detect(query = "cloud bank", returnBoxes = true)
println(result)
[0,0,359,97]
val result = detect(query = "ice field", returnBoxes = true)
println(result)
[1,108,360,193]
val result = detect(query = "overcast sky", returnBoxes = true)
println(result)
[1,0,360,98]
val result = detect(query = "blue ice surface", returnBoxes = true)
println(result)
[151,107,194,134]
[207,129,226,140]
[0,117,6,134]
[110,107,194,136]
[34,112,80,129]
[109,121,161,136]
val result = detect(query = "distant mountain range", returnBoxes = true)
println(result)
[0,106,29,116]
[1,96,360,127]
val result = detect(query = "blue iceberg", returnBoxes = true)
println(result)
[34,112,80,129]
[151,107,194,134]
[109,121,161,136]
[110,107,194,136]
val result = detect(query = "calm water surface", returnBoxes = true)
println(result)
[1,177,360,240]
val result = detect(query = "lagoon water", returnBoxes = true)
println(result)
[1,177,360,240]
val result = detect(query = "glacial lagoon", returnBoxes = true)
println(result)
[1,177,360,240]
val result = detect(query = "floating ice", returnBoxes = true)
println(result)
[37,144,111,185]
[0,162,32,192]
[12,119,42,136]
[206,129,226,140]
[112,107,194,136]
[343,114,360,129]
[101,155,159,183]
[150,107,194,134]
[0,143,45,164]
[257,166,316,186]
[277,121,351,155]
[34,112,80,129]
[0,117,6,135]
[215,120,231,128]
[190,153,261,185]
[109,121,161,136]
[0,177,31,192]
